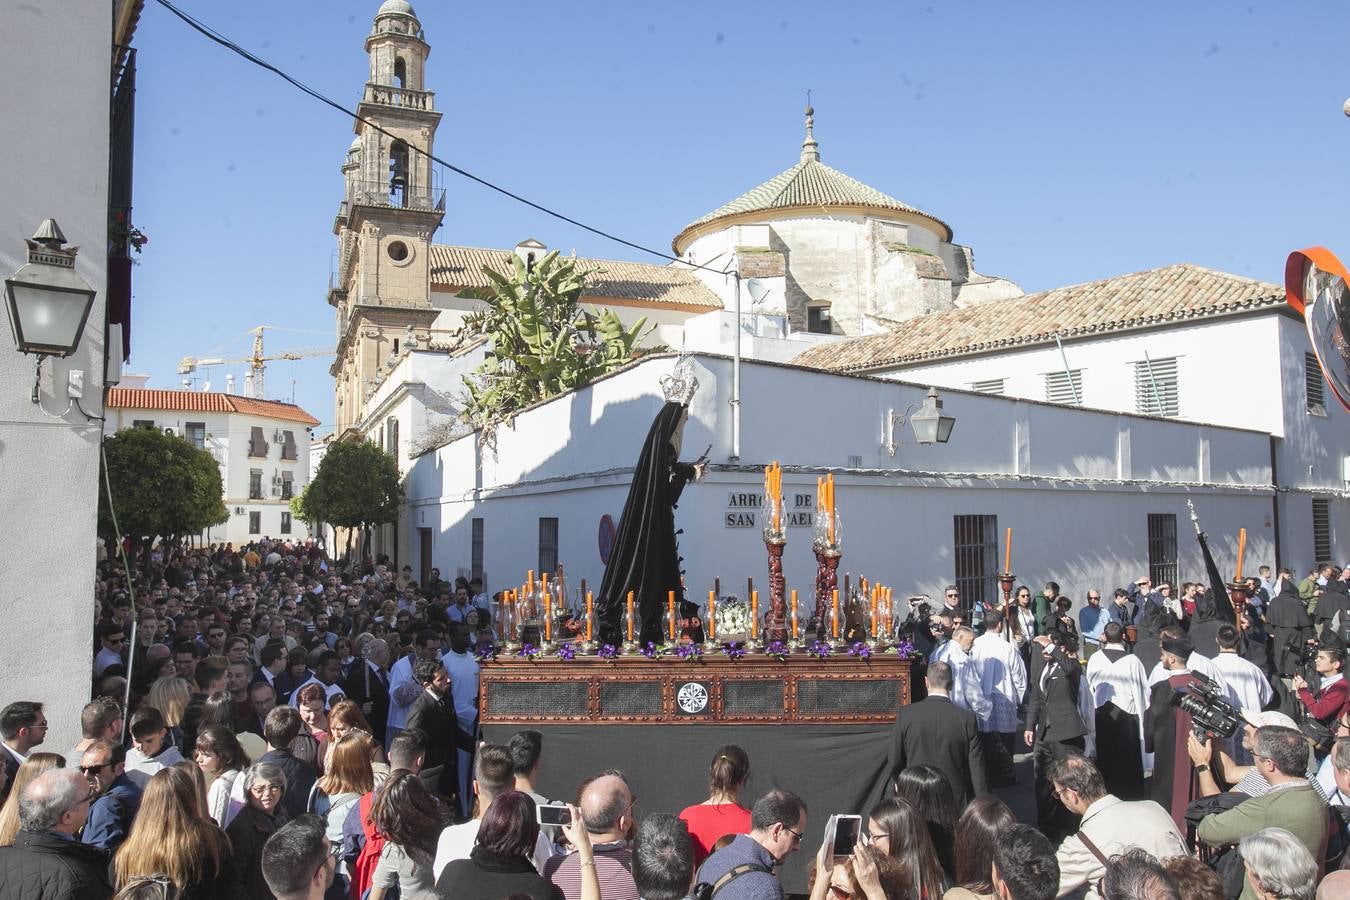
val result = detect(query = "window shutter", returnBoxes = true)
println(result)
[1307,353,1327,415]
[970,378,1005,395]
[1044,370,1083,405]
[1134,357,1180,417]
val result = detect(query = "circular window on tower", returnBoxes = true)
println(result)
[387,240,410,263]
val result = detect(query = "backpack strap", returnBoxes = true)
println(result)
[710,863,772,897]
[1076,829,1110,867]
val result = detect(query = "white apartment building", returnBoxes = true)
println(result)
[106,383,319,544]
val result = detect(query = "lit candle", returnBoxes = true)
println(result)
[668,590,676,641]
[1004,527,1012,574]
[751,590,759,640]
[708,590,716,640]
[791,588,799,639]
[826,474,836,543]
[626,591,635,642]
[831,588,840,638]
[585,591,594,642]
[871,588,878,633]
[545,591,553,641]
[773,463,782,532]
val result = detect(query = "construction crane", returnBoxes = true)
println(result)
[178,325,332,400]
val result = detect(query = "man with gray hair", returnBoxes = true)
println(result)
[1197,726,1327,899]
[1099,847,1180,900]
[0,768,112,899]
[633,814,695,900]
[1238,827,1318,900]
[545,770,640,900]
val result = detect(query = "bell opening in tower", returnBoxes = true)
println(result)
[394,56,406,89]
[389,139,409,206]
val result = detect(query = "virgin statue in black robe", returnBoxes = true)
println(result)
[595,367,705,646]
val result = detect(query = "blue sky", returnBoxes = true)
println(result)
[129,0,1350,428]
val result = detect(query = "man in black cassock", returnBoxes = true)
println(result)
[1145,634,1200,834]
[1269,570,1316,689]
[595,365,705,646]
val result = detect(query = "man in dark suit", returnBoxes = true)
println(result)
[404,657,476,811]
[342,638,391,744]
[0,701,47,807]
[1023,628,1088,841]
[889,660,987,810]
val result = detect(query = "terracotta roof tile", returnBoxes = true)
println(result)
[673,158,952,252]
[429,245,722,311]
[791,263,1284,373]
[107,388,320,425]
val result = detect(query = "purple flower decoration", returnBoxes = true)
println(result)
[517,643,542,661]
[554,642,577,661]
[807,640,832,659]
[848,641,872,660]
[722,642,746,660]
[597,644,619,660]
[675,643,703,662]
[475,642,499,663]
[639,642,664,659]
[894,639,915,660]
[765,640,789,661]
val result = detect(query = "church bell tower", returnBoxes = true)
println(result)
[330,0,443,435]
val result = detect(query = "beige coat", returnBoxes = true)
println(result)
[1056,794,1188,899]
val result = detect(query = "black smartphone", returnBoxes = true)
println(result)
[831,814,861,857]
[537,803,572,827]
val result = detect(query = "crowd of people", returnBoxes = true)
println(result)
[1,539,1349,899]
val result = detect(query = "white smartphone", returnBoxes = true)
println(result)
[825,813,862,858]
[537,803,572,827]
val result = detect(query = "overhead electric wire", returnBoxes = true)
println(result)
[153,0,729,276]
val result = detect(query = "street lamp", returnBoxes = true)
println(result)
[5,219,96,359]
[884,387,956,455]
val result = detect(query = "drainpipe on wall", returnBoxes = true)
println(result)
[1053,333,1081,406]
[730,268,742,462]
[1270,435,1282,569]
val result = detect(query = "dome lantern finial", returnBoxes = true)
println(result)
[801,91,819,164]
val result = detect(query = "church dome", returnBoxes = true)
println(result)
[376,0,416,17]
[672,107,952,255]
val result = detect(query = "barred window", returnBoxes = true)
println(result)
[472,518,485,582]
[953,514,998,610]
[1307,353,1327,416]
[538,517,559,575]
[1147,513,1178,587]
[1314,498,1332,566]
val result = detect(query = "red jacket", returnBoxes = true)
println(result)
[1297,676,1350,726]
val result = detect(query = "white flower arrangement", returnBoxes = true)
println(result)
[715,596,751,641]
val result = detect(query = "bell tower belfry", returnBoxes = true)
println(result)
[330,0,444,435]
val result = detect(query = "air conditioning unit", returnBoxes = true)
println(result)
[271,486,281,497]
[273,430,286,444]
[235,506,244,515]
[272,475,283,487]
[164,427,177,437]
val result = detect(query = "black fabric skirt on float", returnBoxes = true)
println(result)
[1095,702,1145,800]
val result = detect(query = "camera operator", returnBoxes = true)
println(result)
[1187,710,1330,801]
[1293,644,1350,728]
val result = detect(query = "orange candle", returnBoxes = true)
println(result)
[626,591,635,642]
[708,590,716,640]
[585,591,594,642]
[668,590,676,641]
[1004,527,1012,573]
[1236,527,1247,580]
[751,590,759,640]
[826,474,836,543]
[791,589,799,639]
[871,589,878,633]
[545,592,553,641]
[831,588,840,638]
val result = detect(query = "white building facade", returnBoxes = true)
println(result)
[404,353,1277,614]
[0,2,139,752]
[106,385,319,545]
[793,264,1350,576]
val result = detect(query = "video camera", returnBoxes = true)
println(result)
[1286,636,1322,699]
[1177,672,1242,743]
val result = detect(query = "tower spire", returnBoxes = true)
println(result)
[801,91,819,163]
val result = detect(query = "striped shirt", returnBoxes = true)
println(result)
[543,841,638,900]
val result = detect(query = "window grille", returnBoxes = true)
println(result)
[1147,513,1178,587]
[1314,498,1333,566]
[1307,353,1327,415]
[538,517,559,575]
[185,422,206,449]
[953,514,998,610]
[280,512,292,535]
[970,378,1005,395]
[249,470,263,500]
[248,511,261,534]
[472,518,485,582]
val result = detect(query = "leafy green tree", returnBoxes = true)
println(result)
[289,483,315,530]
[304,439,402,560]
[98,427,228,565]
[459,250,650,437]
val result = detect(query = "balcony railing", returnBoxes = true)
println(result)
[348,179,445,213]
[362,83,435,111]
